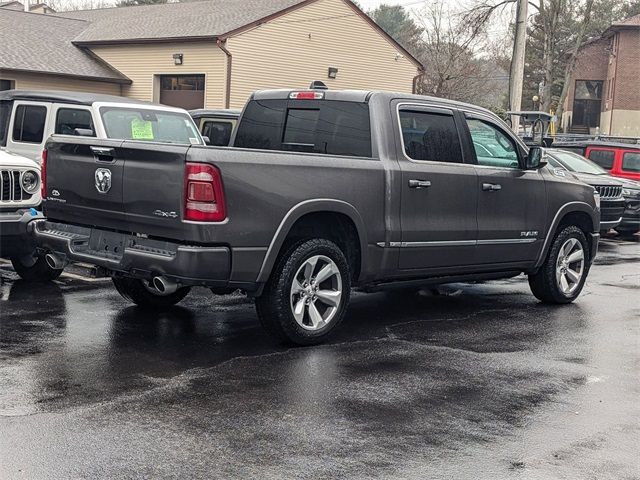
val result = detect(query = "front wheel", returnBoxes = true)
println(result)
[112,276,190,309]
[255,239,351,346]
[528,225,589,304]
[11,253,62,282]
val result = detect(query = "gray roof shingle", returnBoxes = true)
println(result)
[57,0,307,44]
[0,9,130,82]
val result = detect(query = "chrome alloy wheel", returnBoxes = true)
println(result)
[555,238,585,295]
[290,255,343,331]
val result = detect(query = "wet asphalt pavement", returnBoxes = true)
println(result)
[0,238,639,479]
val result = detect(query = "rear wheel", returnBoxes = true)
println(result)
[112,276,190,308]
[255,239,351,346]
[11,253,62,282]
[528,225,589,304]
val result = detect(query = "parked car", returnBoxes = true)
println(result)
[545,149,639,235]
[189,109,241,147]
[31,88,600,345]
[0,90,150,163]
[554,141,640,181]
[0,150,55,280]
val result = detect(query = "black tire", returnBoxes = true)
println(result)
[528,225,590,304]
[112,276,190,309]
[11,254,62,282]
[255,238,351,346]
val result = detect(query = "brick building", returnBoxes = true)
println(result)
[562,14,640,137]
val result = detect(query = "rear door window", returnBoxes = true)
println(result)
[399,110,462,163]
[55,108,95,136]
[12,104,46,143]
[622,152,640,173]
[234,99,372,157]
[587,149,615,169]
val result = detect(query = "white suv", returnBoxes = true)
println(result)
[0,89,203,281]
[0,149,57,280]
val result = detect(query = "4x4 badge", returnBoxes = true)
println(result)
[95,168,112,194]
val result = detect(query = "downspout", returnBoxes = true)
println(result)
[412,66,425,95]
[217,38,232,109]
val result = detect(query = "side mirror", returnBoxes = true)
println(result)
[201,135,212,146]
[525,146,547,170]
[74,128,95,137]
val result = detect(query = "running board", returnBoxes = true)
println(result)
[359,271,522,293]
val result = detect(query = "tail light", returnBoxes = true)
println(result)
[184,163,226,222]
[41,149,47,199]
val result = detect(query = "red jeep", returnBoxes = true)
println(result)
[556,142,640,181]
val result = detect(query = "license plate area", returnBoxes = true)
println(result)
[88,229,126,260]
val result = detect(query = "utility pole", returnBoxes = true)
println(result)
[509,0,528,128]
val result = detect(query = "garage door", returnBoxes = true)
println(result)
[159,75,205,110]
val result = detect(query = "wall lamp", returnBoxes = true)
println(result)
[173,53,184,65]
[327,67,338,79]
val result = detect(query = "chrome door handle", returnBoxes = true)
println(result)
[482,183,502,192]
[409,179,431,189]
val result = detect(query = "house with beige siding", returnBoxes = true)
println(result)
[1,0,422,109]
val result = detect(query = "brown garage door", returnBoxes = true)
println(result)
[159,75,205,110]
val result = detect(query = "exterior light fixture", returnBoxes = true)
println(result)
[327,67,338,79]
[173,53,184,65]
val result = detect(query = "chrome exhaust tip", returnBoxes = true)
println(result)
[45,253,66,270]
[152,276,178,295]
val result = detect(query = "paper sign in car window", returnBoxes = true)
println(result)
[131,118,154,140]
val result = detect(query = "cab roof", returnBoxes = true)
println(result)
[250,89,498,118]
[189,108,241,120]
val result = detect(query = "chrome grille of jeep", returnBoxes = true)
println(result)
[0,170,31,202]
[594,185,622,199]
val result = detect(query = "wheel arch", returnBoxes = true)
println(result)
[534,202,598,269]
[256,199,368,284]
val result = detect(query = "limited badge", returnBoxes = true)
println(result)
[95,168,112,194]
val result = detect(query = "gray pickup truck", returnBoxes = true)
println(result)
[32,88,601,345]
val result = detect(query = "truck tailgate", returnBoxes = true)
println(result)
[44,137,190,241]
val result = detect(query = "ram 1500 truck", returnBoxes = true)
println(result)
[32,88,601,345]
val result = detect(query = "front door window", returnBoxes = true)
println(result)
[466,118,520,169]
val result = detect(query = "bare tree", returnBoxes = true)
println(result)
[462,0,597,115]
[412,1,503,107]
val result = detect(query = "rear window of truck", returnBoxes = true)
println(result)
[235,99,372,158]
[100,107,203,145]
[202,120,234,146]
